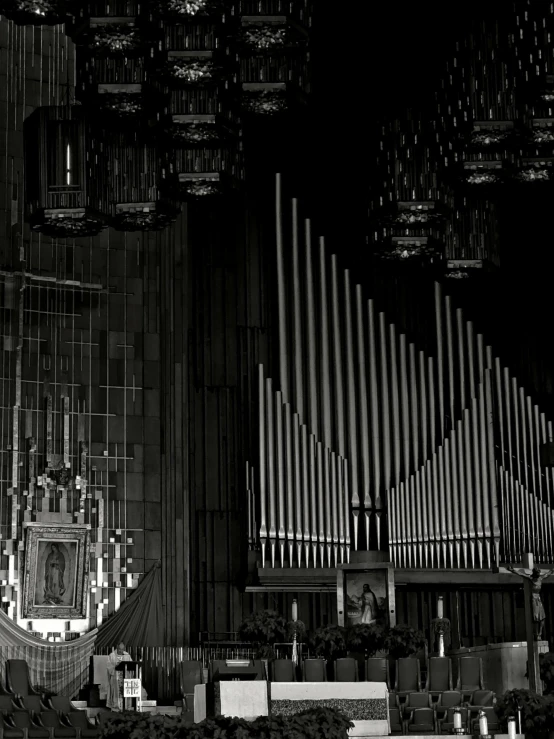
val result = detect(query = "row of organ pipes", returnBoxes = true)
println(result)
[246,175,554,570]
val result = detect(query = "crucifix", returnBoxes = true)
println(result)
[507,553,554,694]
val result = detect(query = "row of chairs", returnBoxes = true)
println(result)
[389,689,497,736]
[0,710,97,739]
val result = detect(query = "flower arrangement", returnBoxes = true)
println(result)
[0,0,68,23]
[163,58,219,83]
[34,214,104,239]
[242,24,290,50]
[495,689,554,738]
[382,624,427,660]
[308,624,348,661]
[155,0,225,17]
[90,24,144,54]
[517,168,551,182]
[181,178,223,197]
[446,270,470,279]
[99,93,142,116]
[287,618,307,642]
[347,623,386,656]
[471,130,510,146]
[114,208,178,232]
[238,609,288,659]
[540,93,554,102]
[167,122,222,144]
[466,171,501,185]
[532,129,554,143]
[381,244,439,260]
[431,616,452,648]
[242,89,288,115]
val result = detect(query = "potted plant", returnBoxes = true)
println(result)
[540,653,554,695]
[495,689,554,739]
[308,624,348,662]
[237,609,287,659]
[383,624,427,660]
[347,623,386,657]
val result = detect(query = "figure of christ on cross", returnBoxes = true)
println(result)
[507,564,554,640]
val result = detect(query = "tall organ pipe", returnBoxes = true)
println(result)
[305,220,318,437]
[258,365,267,566]
[434,283,446,439]
[344,271,359,511]
[356,288,371,513]
[291,199,304,423]
[275,174,289,402]
[293,413,303,565]
[331,256,346,457]
[266,377,277,568]
[379,313,392,495]
[284,403,295,565]
[275,391,286,565]
[319,238,332,450]
[390,325,402,491]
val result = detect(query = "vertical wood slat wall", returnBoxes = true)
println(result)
[251,180,554,569]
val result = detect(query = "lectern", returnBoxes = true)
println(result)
[116,661,142,711]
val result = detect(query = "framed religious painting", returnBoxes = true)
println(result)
[336,563,396,628]
[22,523,91,619]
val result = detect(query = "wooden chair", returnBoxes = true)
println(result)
[270,660,296,682]
[365,657,390,687]
[302,659,327,682]
[395,658,421,697]
[455,657,484,698]
[6,661,42,698]
[334,658,358,682]
[38,710,79,739]
[405,707,436,734]
[67,711,100,738]
[425,657,453,697]
[180,660,203,711]
[0,713,24,739]
[49,696,83,714]
[389,706,403,735]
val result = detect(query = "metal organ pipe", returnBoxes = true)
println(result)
[275,174,289,402]
[331,256,346,458]
[291,199,304,424]
[356,288,371,519]
[319,237,332,451]
[305,220,318,437]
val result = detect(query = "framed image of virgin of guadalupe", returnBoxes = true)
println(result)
[336,563,396,629]
[22,523,90,619]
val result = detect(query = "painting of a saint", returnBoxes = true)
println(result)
[345,571,388,628]
[34,539,74,608]
[23,524,90,619]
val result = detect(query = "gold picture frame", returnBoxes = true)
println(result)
[22,523,90,619]
[337,563,396,628]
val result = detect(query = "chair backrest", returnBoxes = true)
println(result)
[428,657,451,692]
[67,712,90,731]
[49,696,73,713]
[11,712,32,729]
[271,660,295,682]
[250,660,265,680]
[439,690,462,709]
[180,661,203,694]
[396,658,420,692]
[40,711,62,729]
[366,658,388,684]
[6,661,33,697]
[303,659,326,682]
[470,689,494,706]
[335,658,357,682]
[389,708,402,730]
[21,696,43,713]
[410,707,435,728]
[458,657,483,690]
[406,692,429,709]
[0,695,15,713]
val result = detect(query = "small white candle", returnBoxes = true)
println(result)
[437,596,444,619]
[453,709,462,730]
[292,599,298,622]
[479,710,488,737]
[508,717,516,739]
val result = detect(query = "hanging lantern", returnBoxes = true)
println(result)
[161,139,243,199]
[238,2,312,115]
[87,129,180,231]
[0,0,71,25]
[147,0,232,20]
[24,106,105,239]
[76,51,162,121]
[67,1,153,56]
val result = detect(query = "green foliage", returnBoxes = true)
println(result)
[383,624,427,659]
[238,609,287,645]
[540,652,554,695]
[495,689,554,737]
[308,624,348,661]
[431,617,452,648]
[286,619,307,642]
[100,708,351,739]
[347,623,385,656]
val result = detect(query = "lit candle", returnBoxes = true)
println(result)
[508,716,516,739]
[453,709,462,731]
[437,596,444,619]
[479,710,488,737]
[292,599,298,622]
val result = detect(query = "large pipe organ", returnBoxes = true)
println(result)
[247,175,554,572]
